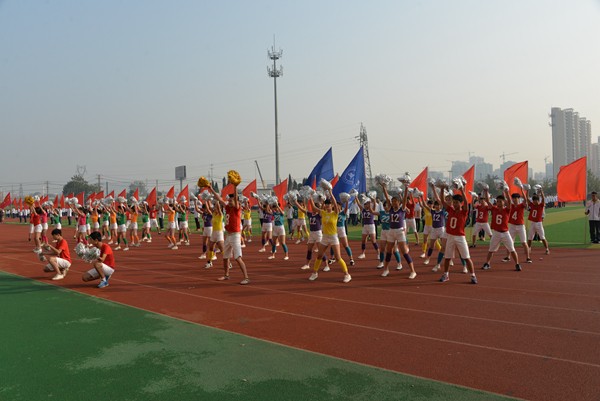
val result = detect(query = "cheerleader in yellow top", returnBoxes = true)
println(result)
[204,198,225,269]
[242,202,253,242]
[418,195,441,258]
[307,188,351,284]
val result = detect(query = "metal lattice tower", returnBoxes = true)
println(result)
[357,123,373,188]
[267,39,283,185]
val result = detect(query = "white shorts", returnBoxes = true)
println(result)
[168,221,177,230]
[224,232,242,260]
[380,229,389,242]
[203,227,213,237]
[508,224,527,244]
[45,257,72,271]
[320,234,339,246]
[103,220,109,227]
[295,219,306,228]
[54,223,62,230]
[128,222,138,231]
[110,223,118,230]
[362,224,376,235]
[405,218,417,233]
[528,222,546,240]
[308,231,323,244]
[30,224,35,234]
[273,225,285,237]
[337,226,347,238]
[423,225,432,235]
[243,219,252,227]
[118,224,128,233]
[86,264,115,280]
[429,227,446,240]
[93,222,100,230]
[210,230,224,243]
[143,222,151,229]
[179,221,188,230]
[34,224,43,233]
[78,225,88,233]
[86,224,91,231]
[150,219,159,228]
[473,222,492,238]
[42,222,48,230]
[262,222,273,232]
[489,230,515,253]
[444,234,470,259]
[387,228,407,243]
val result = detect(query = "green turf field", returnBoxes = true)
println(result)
[0,271,515,401]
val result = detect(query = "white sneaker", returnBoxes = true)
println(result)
[115,246,122,250]
[462,266,468,274]
[283,256,289,260]
[295,240,301,244]
[419,252,426,258]
[171,246,178,250]
[205,262,212,269]
[408,271,417,279]
[108,241,114,245]
[358,253,366,259]
[51,273,65,281]
[376,262,384,269]
[343,274,352,283]
[123,247,129,251]
[185,241,190,246]
[381,269,389,277]
[211,255,217,261]
[268,255,275,260]
[432,264,440,272]
[198,254,206,259]
[449,260,454,266]
[300,264,310,270]
[423,257,430,265]
[396,263,403,271]
[147,239,152,243]
[323,265,330,272]
[258,248,266,253]
[241,244,246,248]
[309,272,318,281]
[167,244,174,248]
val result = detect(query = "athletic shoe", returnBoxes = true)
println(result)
[32,248,42,254]
[167,244,174,249]
[147,239,152,243]
[300,264,310,270]
[449,260,454,266]
[107,241,114,245]
[217,276,229,281]
[343,274,352,283]
[295,240,301,244]
[258,248,266,253]
[309,272,318,281]
[419,252,426,258]
[545,249,550,255]
[51,273,64,281]
[526,258,533,263]
[44,265,54,272]
[247,239,252,242]
[376,262,384,269]
[198,254,206,259]
[439,273,449,282]
[97,278,109,288]
[470,275,478,284]
[502,257,510,262]
[205,262,212,269]
[462,266,468,274]
[133,243,140,247]
[482,263,491,270]
[328,259,336,264]
[211,255,217,260]
[241,244,246,248]
[408,271,417,279]
[349,259,355,266]
[396,263,403,271]
[515,264,522,271]
[423,257,430,265]
[381,269,389,277]
[123,247,129,251]
[432,264,440,272]
[185,241,190,246]
[357,253,366,259]
[171,246,178,250]
[268,255,275,260]
[239,278,250,285]
[469,244,476,248]
[323,265,330,272]
[283,256,289,260]
[115,246,122,250]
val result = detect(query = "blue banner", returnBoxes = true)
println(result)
[333,147,366,200]
[305,147,334,187]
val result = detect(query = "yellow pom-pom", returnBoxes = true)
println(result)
[227,170,241,186]
[25,196,35,206]
[197,176,210,188]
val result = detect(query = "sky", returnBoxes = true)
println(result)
[1,0,599,196]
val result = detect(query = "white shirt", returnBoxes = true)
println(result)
[586,199,600,221]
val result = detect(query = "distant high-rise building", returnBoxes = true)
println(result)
[550,107,592,179]
[591,136,600,179]
[469,156,494,180]
[450,161,470,179]
[545,162,553,181]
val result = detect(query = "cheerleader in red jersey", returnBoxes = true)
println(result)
[526,188,550,255]
[504,188,532,263]
[471,196,492,247]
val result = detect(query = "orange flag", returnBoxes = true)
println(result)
[504,161,528,195]
[132,188,139,201]
[0,193,10,209]
[242,180,258,206]
[177,185,189,206]
[330,174,339,189]
[118,189,127,198]
[96,191,104,199]
[273,179,288,208]
[221,183,235,199]
[53,195,59,208]
[107,190,114,199]
[88,193,96,203]
[461,165,475,203]
[40,195,49,204]
[165,186,175,199]
[146,187,157,207]
[60,194,65,209]
[76,192,85,205]
[557,157,587,202]
[409,167,428,196]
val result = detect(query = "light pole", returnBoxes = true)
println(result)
[268,43,283,185]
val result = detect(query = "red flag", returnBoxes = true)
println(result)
[60,194,65,209]
[273,179,288,208]
[89,193,96,202]
[504,161,528,195]
[177,185,189,206]
[146,187,157,207]
[242,180,258,207]
[18,198,23,210]
[0,193,10,209]
[330,174,339,189]
[310,177,317,190]
[76,192,85,205]
[118,189,126,198]
[132,188,139,201]
[557,157,587,202]
[462,165,475,203]
[409,167,428,196]
[53,195,59,208]
[107,190,114,199]
[40,195,49,204]
[221,183,235,199]
[96,191,104,199]
[165,186,175,199]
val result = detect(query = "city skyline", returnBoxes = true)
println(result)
[1,1,599,194]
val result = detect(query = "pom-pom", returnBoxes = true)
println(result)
[494,179,509,191]
[398,172,412,185]
[349,189,358,198]
[469,191,479,199]
[24,196,35,206]
[179,196,187,203]
[339,192,350,203]
[533,184,542,193]
[227,170,241,186]
[268,196,279,206]
[412,189,423,198]
[189,193,198,201]
[33,195,40,202]
[452,177,465,190]
[522,184,531,191]
[129,196,139,205]
[375,174,393,187]
[298,186,314,201]
[75,243,100,263]
[514,177,523,188]
[200,191,213,201]
[197,176,210,188]
[476,181,489,191]
[250,191,260,200]
[367,190,377,200]
[434,178,448,188]
[319,178,333,191]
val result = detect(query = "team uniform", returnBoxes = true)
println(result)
[87,243,115,280]
[508,202,527,245]
[527,201,546,241]
[488,205,515,253]
[473,203,492,239]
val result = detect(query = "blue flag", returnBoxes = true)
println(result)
[333,147,366,200]
[305,148,334,187]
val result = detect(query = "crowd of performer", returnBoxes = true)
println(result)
[11,172,576,290]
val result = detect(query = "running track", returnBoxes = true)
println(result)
[1,223,599,401]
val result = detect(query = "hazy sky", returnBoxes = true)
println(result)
[1,0,599,195]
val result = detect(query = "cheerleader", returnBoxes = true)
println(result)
[71,205,89,245]
[268,202,289,260]
[140,202,152,242]
[197,201,212,259]
[30,205,43,253]
[113,201,129,251]
[242,201,253,242]
[294,197,329,271]
[356,198,379,259]
[258,202,274,252]
[126,201,141,247]
[328,196,354,266]
[205,197,225,268]
[106,203,118,245]
[175,200,190,245]
[162,201,178,250]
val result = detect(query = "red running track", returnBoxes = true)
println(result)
[1,223,599,401]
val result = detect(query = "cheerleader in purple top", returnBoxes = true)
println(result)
[356,198,379,259]
[294,198,329,271]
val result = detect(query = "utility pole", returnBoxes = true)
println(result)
[97,174,101,190]
[357,123,373,189]
[268,38,283,185]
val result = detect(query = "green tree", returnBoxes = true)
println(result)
[62,175,100,196]
[587,169,600,193]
